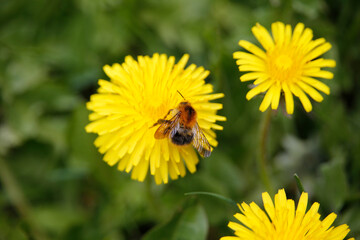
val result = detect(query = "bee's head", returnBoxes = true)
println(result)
[180,101,189,105]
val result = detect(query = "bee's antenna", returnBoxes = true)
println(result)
[177,90,186,100]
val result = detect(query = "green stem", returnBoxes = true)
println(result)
[0,157,48,240]
[258,110,274,195]
[185,192,237,207]
[146,178,162,218]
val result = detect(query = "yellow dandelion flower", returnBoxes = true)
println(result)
[85,53,226,184]
[234,22,336,114]
[221,189,355,240]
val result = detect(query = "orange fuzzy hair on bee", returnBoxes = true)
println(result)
[178,102,197,128]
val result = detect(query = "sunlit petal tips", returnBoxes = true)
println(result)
[85,54,225,184]
[220,189,355,240]
[234,22,336,114]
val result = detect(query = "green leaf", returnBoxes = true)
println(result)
[184,192,237,207]
[294,174,305,193]
[342,204,360,238]
[143,202,208,240]
[67,103,100,169]
[292,0,322,19]
[0,221,28,240]
[316,150,349,211]
[32,205,85,235]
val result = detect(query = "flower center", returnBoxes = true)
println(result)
[142,93,178,126]
[275,54,292,70]
[267,47,303,83]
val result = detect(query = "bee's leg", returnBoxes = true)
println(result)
[156,119,173,124]
[162,109,173,119]
[150,109,174,128]
[150,121,160,128]
[151,119,163,128]
[150,119,172,128]
[150,110,180,129]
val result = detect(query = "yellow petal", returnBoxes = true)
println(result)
[297,81,324,102]
[259,86,275,112]
[159,159,169,184]
[252,22,275,50]
[321,213,337,230]
[304,70,334,79]
[298,27,313,47]
[262,192,275,221]
[272,21,285,46]
[239,65,265,72]
[239,40,267,59]
[220,237,239,240]
[302,38,326,55]
[304,58,336,69]
[271,84,281,110]
[329,224,351,239]
[253,75,269,85]
[282,82,294,114]
[304,42,332,61]
[240,72,267,82]
[290,84,313,112]
[292,22,305,44]
[301,76,330,94]
[236,59,265,67]
[233,51,264,64]
[284,24,292,45]
[246,80,272,100]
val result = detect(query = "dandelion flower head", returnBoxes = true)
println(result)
[221,189,354,240]
[234,22,336,114]
[85,53,226,184]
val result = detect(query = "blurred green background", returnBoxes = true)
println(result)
[1,0,360,239]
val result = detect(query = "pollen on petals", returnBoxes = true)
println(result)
[234,21,336,114]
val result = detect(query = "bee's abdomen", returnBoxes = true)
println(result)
[171,129,194,145]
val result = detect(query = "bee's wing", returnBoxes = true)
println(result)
[154,112,180,139]
[192,122,212,157]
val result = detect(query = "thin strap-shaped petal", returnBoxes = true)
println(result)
[290,83,312,112]
[258,80,273,92]
[297,81,324,102]
[236,59,265,67]
[304,42,332,61]
[298,28,313,47]
[328,224,351,240]
[272,21,285,46]
[252,23,275,50]
[321,213,337,230]
[241,72,268,82]
[239,40,267,59]
[233,51,265,64]
[282,82,294,114]
[300,76,330,94]
[262,192,275,221]
[303,58,336,69]
[259,85,275,112]
[284,24,292,45]
[271,83,281,109]
[302,38,326,56]
[245,80,272,100]
[292,22,305,45]
[253,75,269,85]
[220,237,240,240]
[303,70,334,79]
[238,65,265,72]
